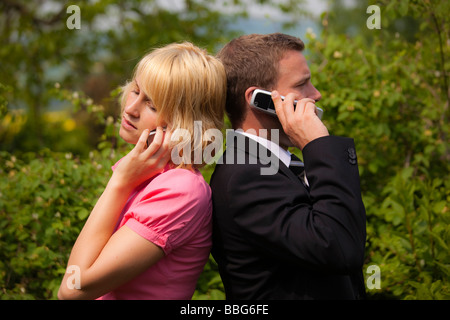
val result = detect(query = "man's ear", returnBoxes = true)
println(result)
[244,86,259,107]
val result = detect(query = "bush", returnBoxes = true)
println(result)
[0,149,116,299]
[1,0,448,301]
[366,169,450,299]
[305,0,450,299]
[0,149,226,300]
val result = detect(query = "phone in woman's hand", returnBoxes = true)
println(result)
[146,128,166,148]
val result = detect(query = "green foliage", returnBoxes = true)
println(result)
[306,0,449,299]
[0,0,240,154]
[368,170,450,299]
[192,255,226,300]
[1,0,449,300]
[0,83,11,118]
[0,149,116,299]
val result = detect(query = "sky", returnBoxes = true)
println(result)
[157,0,329,19]
[46,0,339,38]
[230,0,327,40]
[157,0,332,39]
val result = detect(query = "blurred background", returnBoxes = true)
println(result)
[0,0,449,300]
[0,0,323,156]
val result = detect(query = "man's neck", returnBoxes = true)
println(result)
[240,123,289,151]
[235,128,292,168]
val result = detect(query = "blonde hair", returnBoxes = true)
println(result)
[120,42,226,170]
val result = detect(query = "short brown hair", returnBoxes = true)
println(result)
[217,33,304,128]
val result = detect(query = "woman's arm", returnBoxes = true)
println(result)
[58,128,171,300]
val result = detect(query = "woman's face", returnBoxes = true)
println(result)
[119,76,160,144]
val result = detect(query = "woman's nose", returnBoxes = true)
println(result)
[124,97,141,118]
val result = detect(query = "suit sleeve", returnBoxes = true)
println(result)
[228,136,366,274]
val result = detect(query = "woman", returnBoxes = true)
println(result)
[58,42,226,300]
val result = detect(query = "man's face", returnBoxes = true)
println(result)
[275,50,321,103]
[269,50,322,148]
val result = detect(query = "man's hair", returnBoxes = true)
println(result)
[120,42,226,169]
[217,33,304,128]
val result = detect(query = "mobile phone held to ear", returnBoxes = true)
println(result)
[146,128,166,148]
[250,89,323,120]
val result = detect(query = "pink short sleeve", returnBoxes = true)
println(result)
[119,168,212,255]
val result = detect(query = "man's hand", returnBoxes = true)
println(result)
[272,90,329,149]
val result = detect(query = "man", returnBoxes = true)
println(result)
[210,33,367,299]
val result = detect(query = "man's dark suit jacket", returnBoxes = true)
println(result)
[210,132,367,299]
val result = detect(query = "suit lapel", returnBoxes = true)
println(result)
[224,131,304,185]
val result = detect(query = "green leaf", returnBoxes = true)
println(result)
[77,208,90,220]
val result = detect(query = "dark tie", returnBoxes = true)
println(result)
[289,154,304,175]
[289,154,309,188]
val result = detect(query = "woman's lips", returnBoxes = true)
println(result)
[122,117,137,130]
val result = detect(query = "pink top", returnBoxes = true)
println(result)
[99,162,212,300]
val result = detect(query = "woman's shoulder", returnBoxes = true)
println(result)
[126,166,212,227]
[151,166,210,197]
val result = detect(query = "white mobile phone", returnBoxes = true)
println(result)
[146,128,166,148]
[250,89,323,120]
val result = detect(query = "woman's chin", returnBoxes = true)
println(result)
[119,129,138,145]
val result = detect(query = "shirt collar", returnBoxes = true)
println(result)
[238,131,292,168]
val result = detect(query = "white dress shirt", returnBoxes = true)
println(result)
[238,130,309,186]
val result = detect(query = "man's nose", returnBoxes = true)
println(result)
[312,85,322,103]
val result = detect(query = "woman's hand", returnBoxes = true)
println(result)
[272,91,329,150]
[111,126,172,193]
[58,126,171,300]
